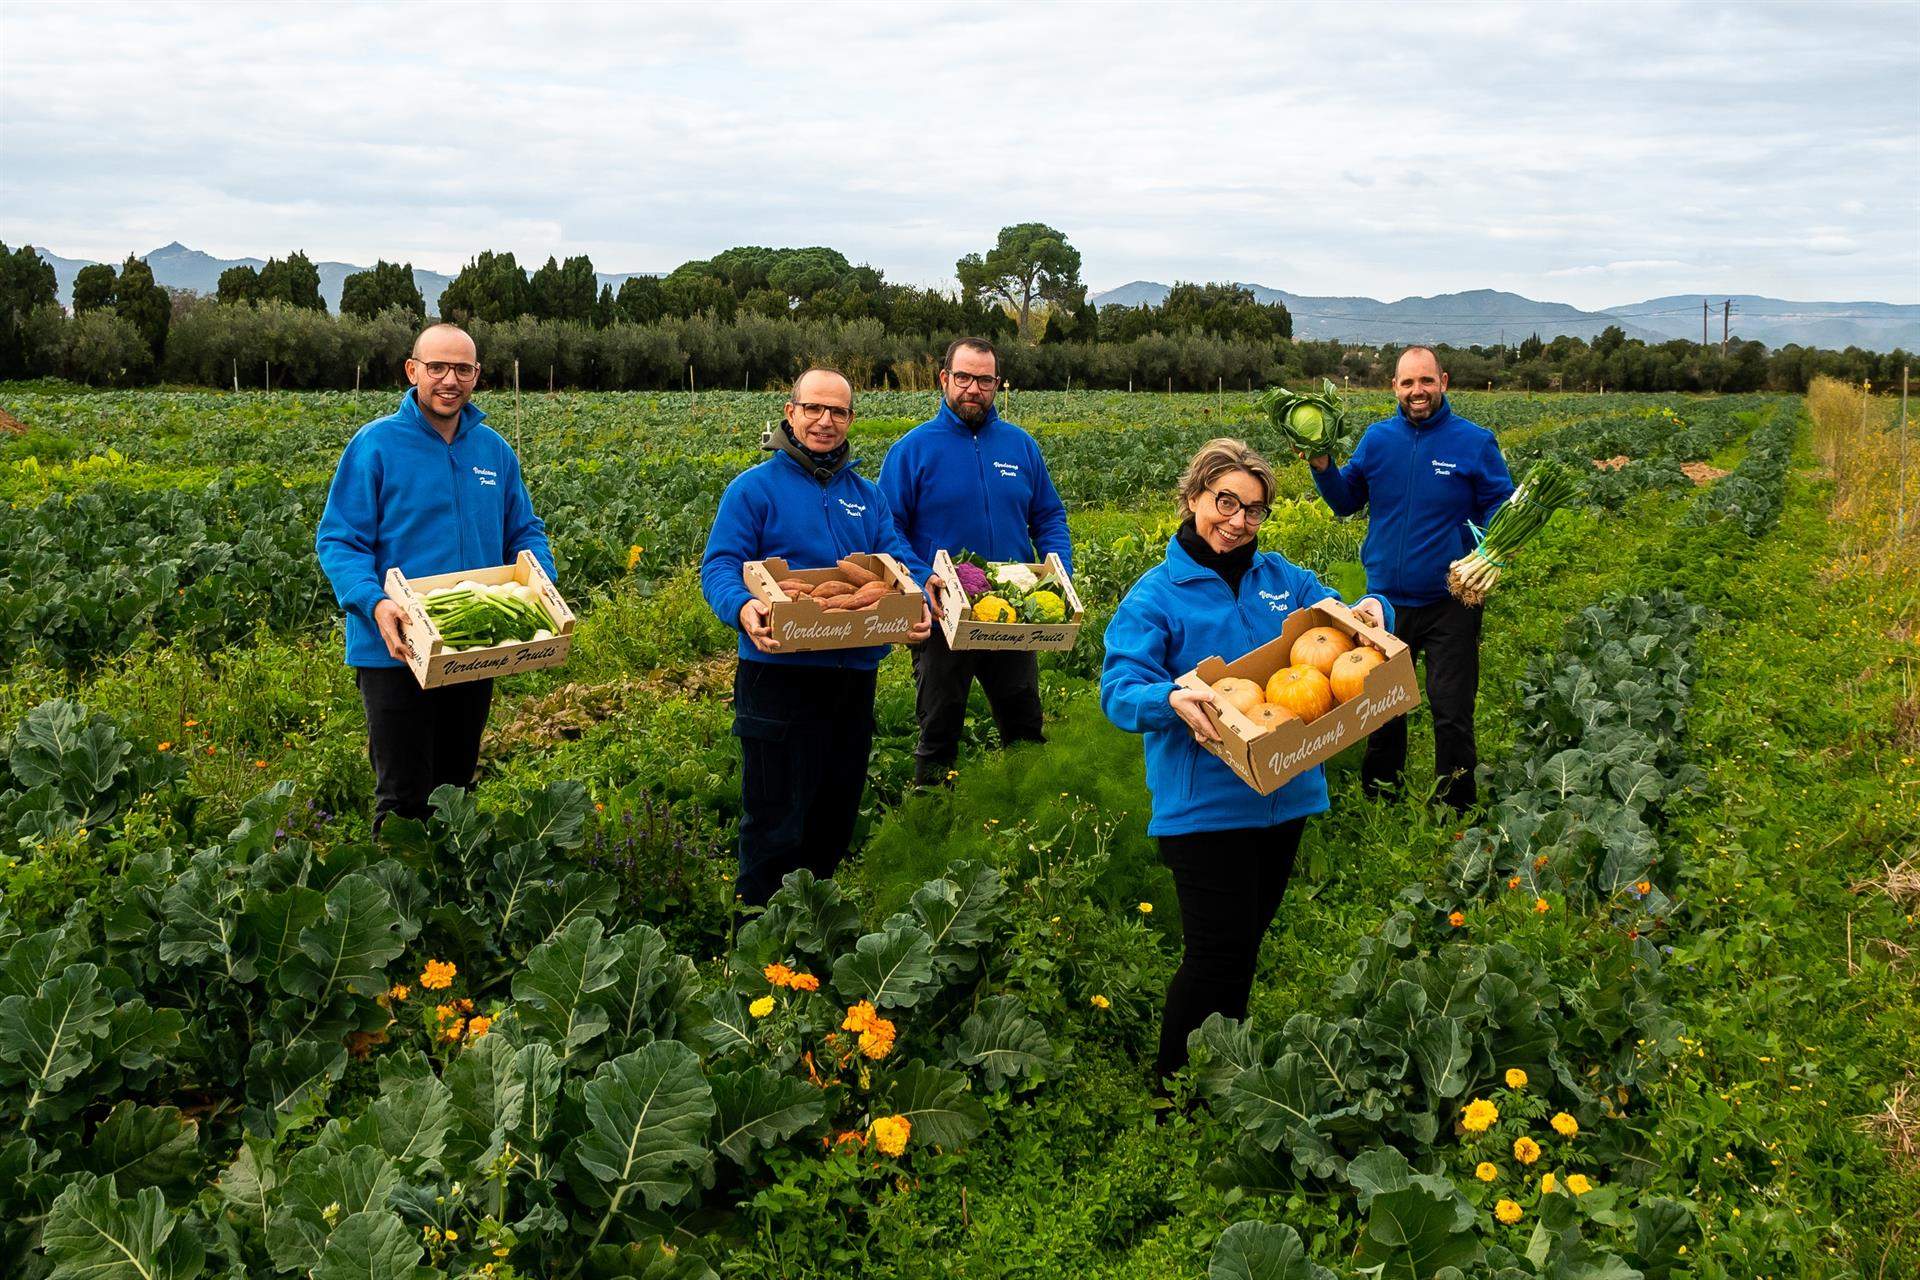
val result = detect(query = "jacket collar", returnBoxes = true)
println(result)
[771,447,860,486]
[1394,395,1454,433]
[1165,532,1272,586]
[398,387,485,442]
[932,397,1003,435]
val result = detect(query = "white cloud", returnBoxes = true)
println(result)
[1,0,1914,307]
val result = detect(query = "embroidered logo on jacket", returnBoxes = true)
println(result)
[472,465,498,486]
[993,461,1022,478]
[1430,458,1458,477]
[836,498,867,518]
[1257,588,1292,613]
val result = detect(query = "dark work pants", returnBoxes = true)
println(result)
[356,666,494,833]
[732,659,878,907]
[909,628,1044,784]
[1155,819,1307,1082]
[1361,597,1483,811]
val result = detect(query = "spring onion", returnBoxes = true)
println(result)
[424,582,555,650]
[1447,460,1580,604]
[1256,378,1361,460]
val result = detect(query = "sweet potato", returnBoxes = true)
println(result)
[837,557,881,587]
[820,592,859,611]
[775,579,814,597]
[812,579,855,599]
[844,582,890,609]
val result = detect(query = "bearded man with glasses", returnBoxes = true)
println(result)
[701,368,932,905]
[317,323,556,832]
[878,337,1073,786]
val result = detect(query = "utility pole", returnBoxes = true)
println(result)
[1899,364,1909,541]
[1722,299,1730,354]
[514,359,523,458]
[1702,299,1709,349]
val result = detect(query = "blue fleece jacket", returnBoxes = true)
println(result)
[1101,536,1393,837]
[1311,397,1514,608]
[877,400,1073,578]
[700,451,930,671]
[315,389,555,668]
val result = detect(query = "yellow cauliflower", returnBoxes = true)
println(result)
[972,595,1017,623]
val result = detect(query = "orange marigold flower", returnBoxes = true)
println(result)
[764,962,796,988]
[858,1016,897,1060]
[455,998,474,1014]
[184,718,199,727]
[156,741,172,752]
[434,1003,457,1022]
[1634,879,1652,896]
[466,1015,492,1040]
[1534,898,1551,914]
[788,973,820,992]
[1448,911,1466,927]
[842,1001,879,1034]
[1533,855,1549,870]
[388,984,410,1001]
[254,760,268,770]
[832,1129,866,1148]
[442,1018,467,1042]
[420,959,457,990]
[1507,876,1521,889]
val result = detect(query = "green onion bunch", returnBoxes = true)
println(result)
[1447,460,1581,604]
[423,581,556,650]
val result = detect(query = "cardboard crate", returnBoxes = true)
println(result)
[743,553,923,653]
[386,550,576,689]
[1174,599,1420,795]
[934,550,1085,652]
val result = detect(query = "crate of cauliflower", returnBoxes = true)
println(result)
[385,550,576,689]
[934,549,1085,652]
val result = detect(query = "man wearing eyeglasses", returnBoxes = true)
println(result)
[1307,345,1512,811]
[316,322,555,832]
[879,337,1073,787]
[701,367,932,905]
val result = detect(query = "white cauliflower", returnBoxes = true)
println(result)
[992,563,1039,592]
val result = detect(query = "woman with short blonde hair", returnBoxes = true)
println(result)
[1101,437,1391,1086]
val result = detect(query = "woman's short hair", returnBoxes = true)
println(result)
[1179,438,1275,512]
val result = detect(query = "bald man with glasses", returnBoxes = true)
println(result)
[316,322,555,832]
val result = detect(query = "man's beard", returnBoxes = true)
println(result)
[950,396,988,424]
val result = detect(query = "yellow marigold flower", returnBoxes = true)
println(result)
[420,959,457,990]
[1566,1173,1593,1195]
[870,1115,911,1157]
[388,984,410,1002]
[1513,1136,1541,1165]
[1505,1068,1528,1089]
[858,1016,896,1060]
[1475,1162,1499,1182]
[842,1001,879,1034]
[1462,1098,1499,1133]
[1090,994,1111,1010]
[764,962,796,988]
[789,973,820,992]
[1540,1172,1558,1194]
[1138,902,1153,914]
[1551,1112,1579,1138]
[467,1015,491,1040]
[749,996,775,1019]
[1494,1199,1523,1224]
[443,1229,457,1242]
[1534,898,1550,914]
[1449,911,1466,927]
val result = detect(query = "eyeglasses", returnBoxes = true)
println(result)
[945,370,1000,391]
[1210,489,1271,525]
[792,401,853,425]
[415,360,480,382]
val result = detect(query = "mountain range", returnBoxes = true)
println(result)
[31,243,652,317]
[1087,282,1920,353]
[23,245,1916,352]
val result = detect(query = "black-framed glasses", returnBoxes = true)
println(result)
[1210,489,1271,525]
[415,360,480,382]
[792,401,853,425]
[945,370,1000,390]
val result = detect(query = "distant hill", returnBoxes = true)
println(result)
[1089,281,1919,352]
[32,243,654,316]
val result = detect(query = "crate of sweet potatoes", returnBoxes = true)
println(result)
[742,553,924,653]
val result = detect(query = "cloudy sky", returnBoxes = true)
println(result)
[2,0,1915,307]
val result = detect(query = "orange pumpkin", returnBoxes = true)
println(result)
[1211,677,1265,717]
[1328,646,1386,702]
[1290,625,1354,675]
[1245,702,1297,735]
[1265,664,1334,722]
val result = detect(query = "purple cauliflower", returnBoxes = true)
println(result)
[954,562,990,597]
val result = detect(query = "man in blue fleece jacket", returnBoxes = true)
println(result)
[1309,346,1513,810]
[878,338,1072,786]
[701,368,932,905]
[316,324,555,831]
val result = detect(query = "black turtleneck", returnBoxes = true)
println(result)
[1177,517,1256,595]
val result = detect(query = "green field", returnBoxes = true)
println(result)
[0,384,1914,1279]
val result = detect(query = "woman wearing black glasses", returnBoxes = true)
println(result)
[1100,438,1391,1086]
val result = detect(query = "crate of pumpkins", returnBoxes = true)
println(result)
[1175,599,1421,794]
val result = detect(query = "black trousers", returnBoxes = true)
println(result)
[356,666,493,833]
[909,629,1044,784]
[1155,819,1306,1082]
[732,659,878,907]
[1361,597,1483,811]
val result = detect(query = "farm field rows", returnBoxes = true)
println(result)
[0,385,1913,1279]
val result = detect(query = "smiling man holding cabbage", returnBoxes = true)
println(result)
[316,323,555,832]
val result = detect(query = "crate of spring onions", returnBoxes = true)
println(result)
[1447,460,1579,604]
[384,550,576,689]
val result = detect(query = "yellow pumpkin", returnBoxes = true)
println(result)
[1211,677,1265,717]
[1290,625,1354,676]
[1245,702,1297,735]
[1329,646,1386,702]
[1265,664,1334,722]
